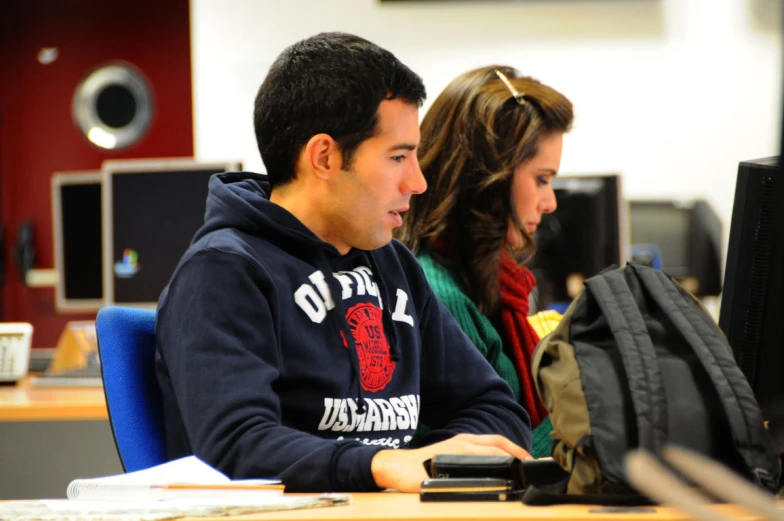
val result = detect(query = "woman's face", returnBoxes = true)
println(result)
[506,133,563,249]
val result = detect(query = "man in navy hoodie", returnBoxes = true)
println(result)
[156,32,532,493]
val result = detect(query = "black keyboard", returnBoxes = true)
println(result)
[43,366,103,379]
[30,366,104,387]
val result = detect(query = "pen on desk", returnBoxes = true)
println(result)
[152,483,285,491]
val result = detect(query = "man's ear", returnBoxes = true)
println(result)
[303,133,342,180]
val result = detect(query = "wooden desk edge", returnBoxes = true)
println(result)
[0,404,108,422]
[0,377,108,422]
[192,492,763,521]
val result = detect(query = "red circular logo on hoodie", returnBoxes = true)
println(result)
[345,303,395,392]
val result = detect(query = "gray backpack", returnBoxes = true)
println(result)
[530,263,780,501]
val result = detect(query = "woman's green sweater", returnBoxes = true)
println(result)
[417,253,553,458]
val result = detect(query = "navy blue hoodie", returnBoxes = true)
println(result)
[155,172,532,492]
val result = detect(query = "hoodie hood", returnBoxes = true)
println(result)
[196,172,400,411]
[196,171,340,256]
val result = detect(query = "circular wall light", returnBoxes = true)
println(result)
[72,61,154,150]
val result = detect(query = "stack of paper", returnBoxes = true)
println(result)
[66,455,283,501]
[0,495,351,521]
[0,456,351,521]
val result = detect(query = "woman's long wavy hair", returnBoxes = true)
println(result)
[397,65,573,314]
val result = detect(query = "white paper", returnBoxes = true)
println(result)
[0,495,350,521]
[87,456,231,485]
[67,456,281,501]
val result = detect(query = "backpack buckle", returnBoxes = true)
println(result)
[751,468,778,490]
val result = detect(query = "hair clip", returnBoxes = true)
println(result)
[494,69,527,106]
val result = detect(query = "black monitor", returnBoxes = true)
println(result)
[719,157,784,439]
[51,171,104,312]
[530,174,625,310]
[629,199,722,297]
[101,158,241,308]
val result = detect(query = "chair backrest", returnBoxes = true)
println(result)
[96,306,167,472]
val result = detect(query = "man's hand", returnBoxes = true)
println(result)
[370,433,533,492]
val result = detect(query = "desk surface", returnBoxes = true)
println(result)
[0,376,107,421]
[197,493,758,521]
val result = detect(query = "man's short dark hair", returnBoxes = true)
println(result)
[253,32,426,188]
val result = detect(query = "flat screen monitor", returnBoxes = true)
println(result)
[51,171,104,312]
[629,199,722,297]
[102,158,241,308]
[719,157,784,437]
[530,174,626,311]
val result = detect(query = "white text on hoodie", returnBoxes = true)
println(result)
[294,266,415,326]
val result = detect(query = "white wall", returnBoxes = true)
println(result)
[191,0,781,252]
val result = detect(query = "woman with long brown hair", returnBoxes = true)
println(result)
[397,65,573,458]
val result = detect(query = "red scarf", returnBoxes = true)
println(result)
[499,252,549,427]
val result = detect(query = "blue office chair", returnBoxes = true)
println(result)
[96,306,167,472]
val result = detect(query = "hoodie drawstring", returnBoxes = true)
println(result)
[314,253,368,414]
[313,252,401,416]
[368,253,400,363]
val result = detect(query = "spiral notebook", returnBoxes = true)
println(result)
[67,455,283,502]
[0,456,350,520]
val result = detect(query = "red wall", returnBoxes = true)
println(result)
[0,0,193,347]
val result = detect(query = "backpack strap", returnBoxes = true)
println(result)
[630,264,778,488]
[584,271,669,453]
